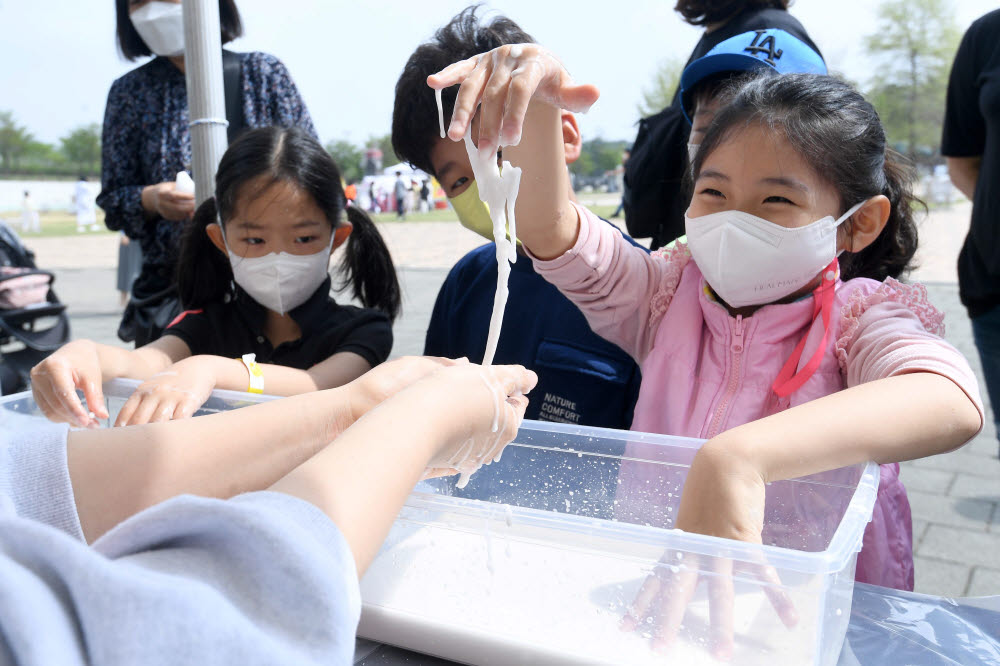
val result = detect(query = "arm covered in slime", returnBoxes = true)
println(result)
[68,357,534,547]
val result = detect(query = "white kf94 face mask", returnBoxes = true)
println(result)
[130,1,186,57]
[684,201,866,308]
[224,229,334,316]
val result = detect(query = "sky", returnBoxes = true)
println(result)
[0,1,996,149]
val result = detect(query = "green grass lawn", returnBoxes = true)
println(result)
[4,204,622,238]
[4,212,115,239]
[372,207,459,223]
[371,203,619,224]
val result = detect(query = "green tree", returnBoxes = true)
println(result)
[60,123,101,175]
[326,139,363,183]
[24,140,62,164]
[368,134,400,169]
[0,111,34,173]
[570,149,596,178]
[864,0,960,164]
[571,138,629,178]
[637,58,684,117]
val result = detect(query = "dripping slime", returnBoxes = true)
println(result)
[435,89,521,367]
[436,88,446,139]
[463,134,521,366]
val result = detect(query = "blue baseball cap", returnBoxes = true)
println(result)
[680,29,827,123]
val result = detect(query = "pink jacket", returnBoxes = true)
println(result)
[531,205,984,590]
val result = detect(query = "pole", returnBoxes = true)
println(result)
[182,0,228,207]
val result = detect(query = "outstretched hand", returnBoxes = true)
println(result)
[113,357,216,426]
[423,363,535,485]
[620,440,798,659]
[30,340,108,428]
[428,44,600,154]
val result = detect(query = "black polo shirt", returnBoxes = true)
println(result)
[164,277,392,369]
[942,9,1000,318]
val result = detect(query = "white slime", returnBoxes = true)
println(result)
[435,88,445,139]
[462,126,521,367]
[435,85,521,368]
[434,89,522,489]
[452,370,510,489]
[360,521,817,665]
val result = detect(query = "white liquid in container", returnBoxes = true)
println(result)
[360,521,814,665]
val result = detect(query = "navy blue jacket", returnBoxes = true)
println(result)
[424,234,646,431]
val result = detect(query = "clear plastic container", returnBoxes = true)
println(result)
[0,381,878,665]
[361,423,878,666]
[0,378,274,426]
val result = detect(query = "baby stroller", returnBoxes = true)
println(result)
[0,221,70,395]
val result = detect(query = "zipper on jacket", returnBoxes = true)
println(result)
[707,314,744,438]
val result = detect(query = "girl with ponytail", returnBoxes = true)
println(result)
[436,45,983,653]
[32,127,400,427]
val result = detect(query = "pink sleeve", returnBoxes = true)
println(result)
[528,203,688,362]
[837,278,984,427]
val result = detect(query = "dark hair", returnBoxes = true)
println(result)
[392,5,534,176]
[674,0,791,26]
[178,127,401,320]
[115,0,243,61]
[687,71,745,120]
[692,73,920,282]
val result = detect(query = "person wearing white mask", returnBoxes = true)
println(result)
[99,0,317,347]
[33,128,401,428]
[434,48,983,656]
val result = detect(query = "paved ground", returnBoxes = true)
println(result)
[17,199,1000,598]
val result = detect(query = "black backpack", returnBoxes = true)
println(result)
[622,8,824,250]
[622,104,691,250]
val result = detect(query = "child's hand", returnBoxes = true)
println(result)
[619,438,798,659]
[346,356,471,425]
[114,357,216,427]
[428,44,599,154]
[30,340,108,428]
[413,363,536,483]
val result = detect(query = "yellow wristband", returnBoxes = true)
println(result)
[240,353,264,394]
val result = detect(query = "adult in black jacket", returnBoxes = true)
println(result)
[942,9,1000,448]
[624,1,822,249]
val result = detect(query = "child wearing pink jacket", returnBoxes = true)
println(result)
[432,48,983,657]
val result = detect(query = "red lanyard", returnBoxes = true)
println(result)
[771,258,839,398]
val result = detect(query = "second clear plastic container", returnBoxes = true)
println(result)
[359,422,878,666]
